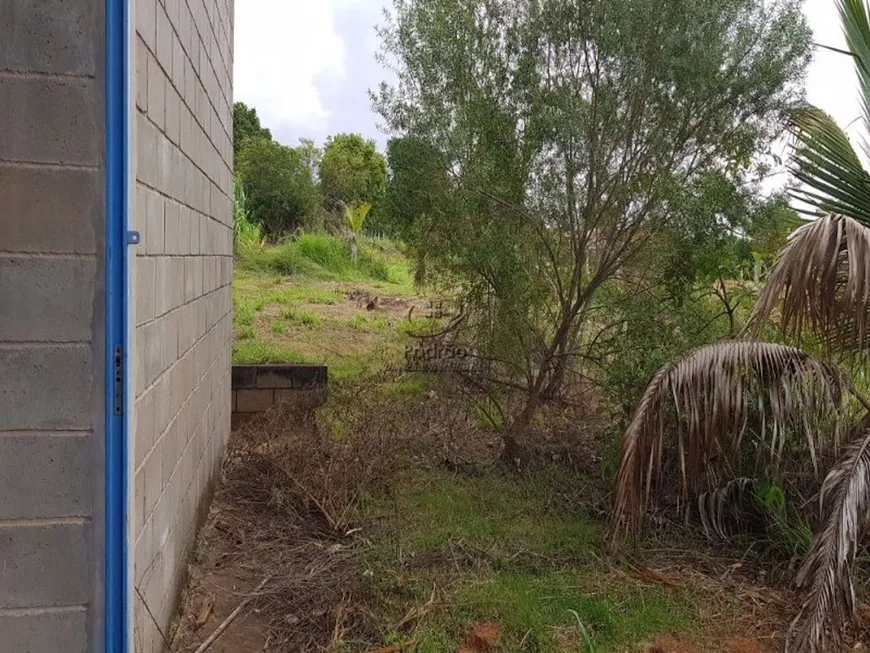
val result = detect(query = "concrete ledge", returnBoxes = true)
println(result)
[230,365,328,430]
[232,364,327,389]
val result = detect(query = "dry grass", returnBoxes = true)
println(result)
[174,387,411,652]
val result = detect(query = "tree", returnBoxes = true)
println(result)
[233,102,272,156]
[235,138,318,236]
[319,134,387,214]
[609,2,870,650]
[375,0,812,456]
[379,137,450,236]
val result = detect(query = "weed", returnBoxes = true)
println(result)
[271,321,287,335]
[282,308,321,327]
[348,314,368,330]
[474,400,504,430]
[237,325,255,340]
[234,302,255,327]
[379,374,435,398]
[296,233,354,274]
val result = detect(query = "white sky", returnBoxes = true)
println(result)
[234,0,865,164]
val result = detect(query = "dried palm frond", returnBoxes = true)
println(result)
[750,214,870,357]
[698,477,758,541]
[610,341,849,542]
[788,424,870,653]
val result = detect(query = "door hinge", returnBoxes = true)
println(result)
[113,346,123,416]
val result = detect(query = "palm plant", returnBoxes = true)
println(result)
[610,1,870,650]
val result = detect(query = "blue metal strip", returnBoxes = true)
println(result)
[105,0,129,650]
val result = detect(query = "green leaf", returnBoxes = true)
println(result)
[789,106,870,226]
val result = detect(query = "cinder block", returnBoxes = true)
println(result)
[0,434,92,519]
[156,4,173,74]
[135,35,148,112]
[156,256,178,317]
[135,325,147,399]
[166,86,181,146]
[136,0,157,49]
[134,511,153,583]
[135,257,156,327]
[145,188,165,256]
[172,32,185,91]
[143,319,164,387]
[0,257,95,342]
[147,54,166,131]
[136,114,158,188]
[231,366,256,388]
[0,345,93,431]
[0,165,99,254]
[154,374,172,439]
[163,199,179,255]
[0,607,87,653]
[135,385,157,470]
[178,206,191,255]
[163,312,180,373]
[161,419,179,489]
[143,438,163,521]
[170,257,186,309]
[184,57,197,112]
[0,77,100,165]
[0,0,97,76]
[235,389,274,413]
[0,522,88,607]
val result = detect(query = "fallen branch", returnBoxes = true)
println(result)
[193,576,270,653]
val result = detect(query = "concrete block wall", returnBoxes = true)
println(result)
[231,365,329,428]
[0,2,106,652]
[131,0,234,650]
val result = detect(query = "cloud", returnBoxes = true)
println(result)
[233,0,388,148]
[234,0,861,161]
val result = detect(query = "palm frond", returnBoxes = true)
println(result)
[610,341,849,541]
[789,107,870,226]
[788,423,870,653]
[840,0,870,137]
[750,214,870,356]
[698,477,758,541]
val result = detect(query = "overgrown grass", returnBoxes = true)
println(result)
[364,469,697,652]
[232,340,308,365]
[235,232,412,288]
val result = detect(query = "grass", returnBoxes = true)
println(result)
[282,308,321,327]
[363,469,697,652]
[236,233,413,288]
[232,340,308,365]
[221,235,752,651]
[232,236,414,380]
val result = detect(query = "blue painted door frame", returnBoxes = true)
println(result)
[106,0,130,650]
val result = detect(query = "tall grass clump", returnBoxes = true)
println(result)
[232,176,264,258]
[295,233,354,274]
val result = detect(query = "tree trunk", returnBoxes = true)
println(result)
[501,392,540,467]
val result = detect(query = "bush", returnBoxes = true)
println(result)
[295,233,353,274]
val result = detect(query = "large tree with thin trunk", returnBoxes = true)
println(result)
[375,0,812,456]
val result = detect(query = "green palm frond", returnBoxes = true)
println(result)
[840,0,870,131]
[789,107,870,226]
